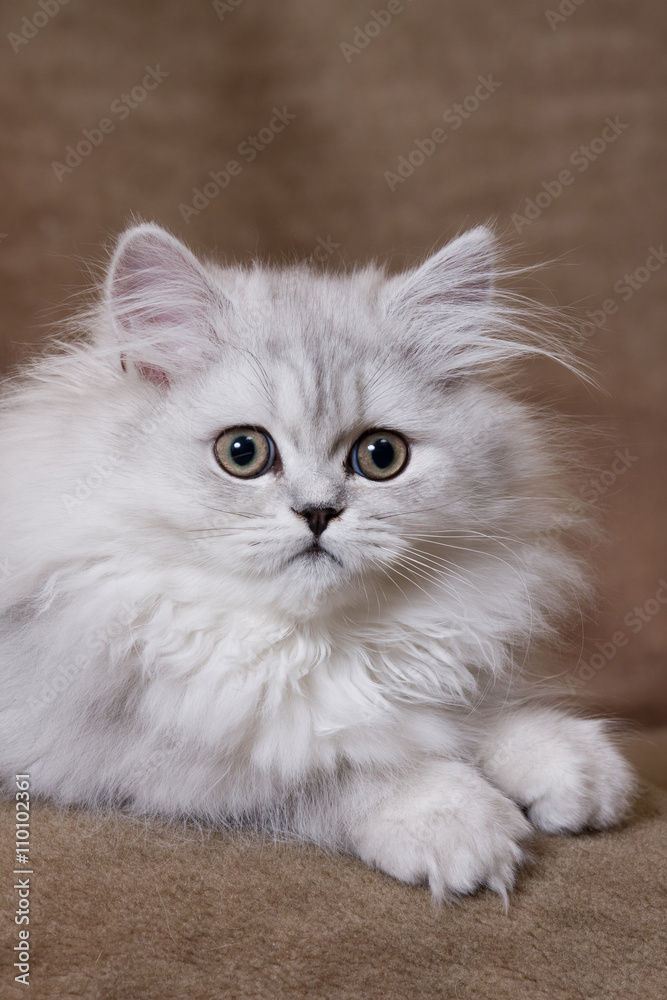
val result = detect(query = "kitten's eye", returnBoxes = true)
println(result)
[350,430,409,481]
[214,428,276,478]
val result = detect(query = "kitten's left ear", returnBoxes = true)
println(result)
[106,223,224,386]
[387,226,496,319]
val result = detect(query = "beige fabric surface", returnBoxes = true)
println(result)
[1,784,666,1000]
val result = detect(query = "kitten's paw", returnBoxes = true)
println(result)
[350,761,532,902]
[481,712,637,834]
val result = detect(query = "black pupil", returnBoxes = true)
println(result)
[367,438,395,469]
[230,435,257,466]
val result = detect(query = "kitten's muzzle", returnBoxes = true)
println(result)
[293,506,344,537]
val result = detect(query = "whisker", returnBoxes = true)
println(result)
[392,554,466,606]
[402,531,528,566]
[375,554,460,611]
[186,526,264,535]
[396,542,474,583]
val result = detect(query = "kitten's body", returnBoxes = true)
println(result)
[0,224,634,900]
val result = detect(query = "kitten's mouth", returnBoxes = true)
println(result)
[287,542,342,568]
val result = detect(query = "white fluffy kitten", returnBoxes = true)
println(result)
[0,223,635,901]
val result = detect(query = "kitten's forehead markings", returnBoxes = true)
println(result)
[271,360,365,455]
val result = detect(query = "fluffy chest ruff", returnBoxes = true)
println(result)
[96,595,477,791]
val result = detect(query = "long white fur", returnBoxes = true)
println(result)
[0,224,635,901]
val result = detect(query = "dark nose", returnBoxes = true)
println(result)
[294,506,343,537]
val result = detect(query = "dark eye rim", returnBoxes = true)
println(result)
[349,429,410,481]
[213,426,277,479]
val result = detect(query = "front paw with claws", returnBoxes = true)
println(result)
[480,710,637,834]
[349,760,532,903]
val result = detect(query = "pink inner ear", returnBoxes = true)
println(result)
[135,361,170,386]
[119,352,170,386]
[112,259,195,333]
[109,226,218,384]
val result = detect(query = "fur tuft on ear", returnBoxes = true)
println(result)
[106,223,223,386]
[384,226,585,382]
[388,226,496,320]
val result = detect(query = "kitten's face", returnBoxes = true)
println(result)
[106,224,536,619]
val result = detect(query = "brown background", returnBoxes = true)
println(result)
[0,0,665,723]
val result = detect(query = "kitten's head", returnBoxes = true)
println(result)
[99,223,575,624]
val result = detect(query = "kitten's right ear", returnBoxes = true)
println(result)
[106,223,223,386]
